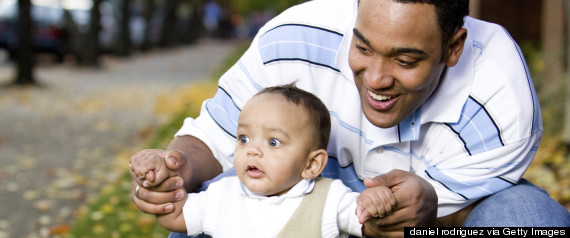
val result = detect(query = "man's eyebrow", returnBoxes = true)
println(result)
[353,28,370,46]
[353,28,428,57]
[395,48,427,56]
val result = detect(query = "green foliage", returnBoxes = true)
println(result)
[219,0,306,15]
[521,40,570,209]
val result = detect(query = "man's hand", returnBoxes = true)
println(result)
[356,185,397,224]
[130,149,188,215]
[361,169,438,238]
[129,135,222,216]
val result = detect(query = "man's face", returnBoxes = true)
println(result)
[349,0,448,128]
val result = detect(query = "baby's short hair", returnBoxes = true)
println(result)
[255,83,331,150]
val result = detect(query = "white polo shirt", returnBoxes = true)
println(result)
[176,0,543,217]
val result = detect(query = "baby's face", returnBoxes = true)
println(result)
[234,92,315,196]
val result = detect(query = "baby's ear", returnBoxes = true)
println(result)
[301,149,328,179]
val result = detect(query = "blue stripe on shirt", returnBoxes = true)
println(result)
[206,87,241,138]
[321,155,366,192]
[398,107,422,142]
[446,96,504,156]
[259,24,343,72]
[425,166,512,200]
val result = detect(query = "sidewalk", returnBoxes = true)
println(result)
[0,40,239,237]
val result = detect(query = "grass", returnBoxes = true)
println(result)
[62,41,568,237]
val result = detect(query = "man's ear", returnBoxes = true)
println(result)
[445,28,467,67]
[301,149,328,179]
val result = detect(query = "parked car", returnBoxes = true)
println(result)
[0,0,69,62]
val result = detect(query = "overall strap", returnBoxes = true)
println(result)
[276,178,333,238]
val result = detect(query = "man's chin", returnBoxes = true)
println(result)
[362,109,398,129]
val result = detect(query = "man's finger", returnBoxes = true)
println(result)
[145,176,184,193]
[133,182,185,202]
[164,150,185,171]
[132,193,174,215]
[369,206,418,230]
[364,169,407,188]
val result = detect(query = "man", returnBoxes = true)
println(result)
[130,0,570,237]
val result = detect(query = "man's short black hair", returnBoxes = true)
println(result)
[394,0,469,46]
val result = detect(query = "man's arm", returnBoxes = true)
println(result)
[166,135,223,192]
[131,135,222,215]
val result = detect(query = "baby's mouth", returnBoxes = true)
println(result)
[246,165,264,178]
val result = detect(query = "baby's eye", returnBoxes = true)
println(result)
[238,135,250,144]
[268,138,282,147]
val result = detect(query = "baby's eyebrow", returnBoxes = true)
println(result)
[266,127,290,139]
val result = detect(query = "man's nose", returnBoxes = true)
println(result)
[367,58,394,89]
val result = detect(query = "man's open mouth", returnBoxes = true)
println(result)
[368,90,395,101]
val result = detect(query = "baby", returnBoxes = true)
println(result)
[131,83,395,237]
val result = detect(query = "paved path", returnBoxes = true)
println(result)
[0,40,238,237]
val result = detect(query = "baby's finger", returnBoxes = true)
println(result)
[372,186,397,214]
[146,170,156,183]
[356,206,372,224]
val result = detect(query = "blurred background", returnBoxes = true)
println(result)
[0,0,568,237]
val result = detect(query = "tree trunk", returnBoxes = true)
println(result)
[141,0,156,51]
[117,0,132,56]
[188,0,204,44]
[562,1,570,144]
[14,0,35,85]
[79,0,103,66]
[158,0,180,47]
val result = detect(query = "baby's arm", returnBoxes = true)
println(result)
[356,185,397,224]
[156,193,187,232]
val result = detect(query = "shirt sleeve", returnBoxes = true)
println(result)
[183,191,208,236]
[322,179,361,237]
[417,124,543,217]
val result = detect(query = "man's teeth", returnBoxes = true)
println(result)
[368,90,394,101]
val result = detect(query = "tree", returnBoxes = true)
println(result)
[563,0,570,145]
[117,0,133,56]
[14,0,36,85]
[158,0,180,47]
[80,0,104,66]
[141,0,156,51]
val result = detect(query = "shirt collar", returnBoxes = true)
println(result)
[240,178,315,204]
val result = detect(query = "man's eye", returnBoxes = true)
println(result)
[356,44,370,54]
[395,58,418,67]
[239,135,250,143]
[268,138,282,147]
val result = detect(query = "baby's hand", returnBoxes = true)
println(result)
[130,151,170,188]
[356,184,397,224]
